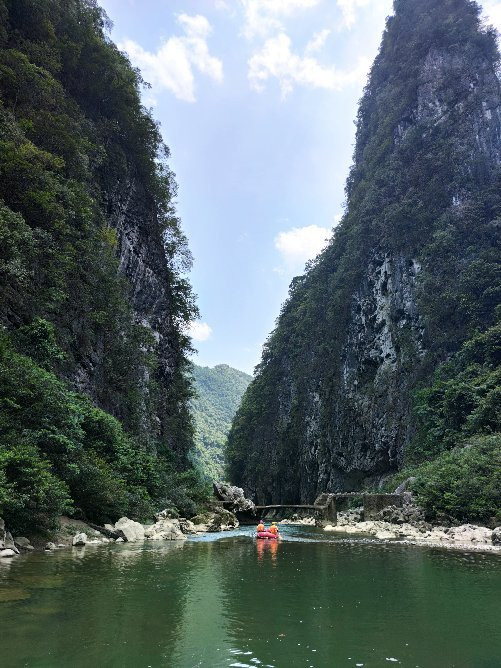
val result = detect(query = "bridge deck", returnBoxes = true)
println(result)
[255,504,322,511]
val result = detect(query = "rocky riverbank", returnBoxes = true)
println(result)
[0,508,240,558]
[323,507,501,553]
[0,483,253,559]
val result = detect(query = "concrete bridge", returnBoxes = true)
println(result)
[249,492,405,526]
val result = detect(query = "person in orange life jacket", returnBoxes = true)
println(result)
[257,520,265,533]
[269,522,279,536]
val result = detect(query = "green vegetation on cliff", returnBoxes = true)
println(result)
[227,0,500,516]
[384,323,501,525]
[190,364,252,480]
[0,0,207,532]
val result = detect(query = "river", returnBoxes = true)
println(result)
[0,526,499,667]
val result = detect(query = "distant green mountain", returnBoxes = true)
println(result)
[190,364,252,480]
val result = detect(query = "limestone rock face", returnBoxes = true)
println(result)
[114,518,145,542]
[227,0,501,503]
[213,482,255,513]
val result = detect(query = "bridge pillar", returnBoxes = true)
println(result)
[316,495,337,527]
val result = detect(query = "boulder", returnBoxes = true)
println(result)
[492,527,501,545]
[14,537,34,551]
[377,503,424,525]
[446,525,492,544]
[394,477,417,494]
[114,517,145,542]
[191,509,238,533]
[213,482,255,513]
[144,519,187,541]
[45,542,57,550]
[1,549,16,558]
[115,537,124,543]
[178,518,198,535]
[155,508,179,521]
[72,533,87,546]
[337,508,363,525]
[4,531,18,551]
[375,530,397,540]
[1,531,20,554]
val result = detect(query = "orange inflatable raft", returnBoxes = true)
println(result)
[257,531,278,540]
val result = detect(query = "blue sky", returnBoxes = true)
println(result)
[99,0,500,374]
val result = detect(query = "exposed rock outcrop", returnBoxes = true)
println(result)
[114,518,145,543]
[213,483,255,513]
[144,519,186,541]
[190,509,239,533]
[14,537,34,551]
[325,519,496,550]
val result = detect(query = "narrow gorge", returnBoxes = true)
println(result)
[227,0,501,508]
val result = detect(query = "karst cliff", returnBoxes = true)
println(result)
[227,0,501,504]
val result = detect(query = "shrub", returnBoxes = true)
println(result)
[0,441,72,534]
[385,434,501,526]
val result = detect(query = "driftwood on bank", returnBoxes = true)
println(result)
[86,522,126,541]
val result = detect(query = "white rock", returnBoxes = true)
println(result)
[114,517,145,542]
[144,519,186,541]
[14,536,32,549]
[4,531,18,552]
[0,549,16,558]
[192,524,208,534]
[375,530,397,540]
[447,525,492,544]
[179,519,198,535]
[45,542,57,550]
[72,533,87,546]
[115,537,124,543]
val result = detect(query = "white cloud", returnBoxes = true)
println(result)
[249,32,370,96]
[305,28,331,54]
[481,0,501,33]
[275,224,331,273]
[336,0,371,29]
[187,321,213,342]
[119,14,223,103]
[242,0,321,38]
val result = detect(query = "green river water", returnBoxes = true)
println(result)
[0,526,500,668]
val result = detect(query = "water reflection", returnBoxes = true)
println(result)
[256,538,280,564]
[1,531,500,667]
